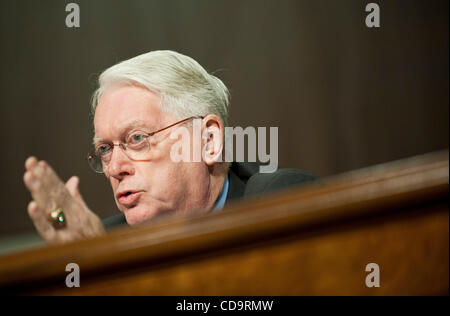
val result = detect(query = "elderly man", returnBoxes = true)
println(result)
[23,50,317,245]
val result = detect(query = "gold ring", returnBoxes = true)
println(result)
[49,208,67,229]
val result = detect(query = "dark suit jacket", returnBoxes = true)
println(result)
[102,162,319,229]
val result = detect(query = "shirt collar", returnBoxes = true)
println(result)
[211,175,229,213]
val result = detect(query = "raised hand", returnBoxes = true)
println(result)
[23,157,105,245]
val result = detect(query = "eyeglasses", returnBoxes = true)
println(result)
[86,116,204,174]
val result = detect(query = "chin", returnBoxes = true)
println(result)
[122,204,160,226]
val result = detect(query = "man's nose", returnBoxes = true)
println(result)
[106,146,135,179]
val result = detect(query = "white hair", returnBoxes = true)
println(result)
[91,50,230,126]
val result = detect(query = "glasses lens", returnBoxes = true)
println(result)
[86,136,152,173]
[87,154,104,173]
[125,138,151,161]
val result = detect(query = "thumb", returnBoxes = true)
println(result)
[65,176,80,197]
[65,176,87,207]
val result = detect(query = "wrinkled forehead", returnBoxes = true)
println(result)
[93,84,165,140]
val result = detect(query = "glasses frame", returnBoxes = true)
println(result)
[86,115,205,174]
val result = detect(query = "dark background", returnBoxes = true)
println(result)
[0,0,448,237]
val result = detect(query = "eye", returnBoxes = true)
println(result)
[96,144,112,156]
[128,133,147,145]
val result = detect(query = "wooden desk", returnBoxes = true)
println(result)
[0,151,448,295]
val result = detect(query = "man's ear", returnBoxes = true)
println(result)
[202,114,224,166]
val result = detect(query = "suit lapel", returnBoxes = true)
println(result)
[226,167,246,201]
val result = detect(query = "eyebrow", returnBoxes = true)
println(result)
[92,119,154,145]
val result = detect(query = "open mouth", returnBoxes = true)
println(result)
[119,192,133,198]
[117,190,138,199]
[117,191,143,207]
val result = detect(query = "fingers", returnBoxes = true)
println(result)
[23,158,48,192]
[25,156,38,171]
[25,157,54,241]
[27,200,39,217]
[23,170,35,191]
[24,157,67,202]
[27,200,53,241]
[23,157,40,192]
